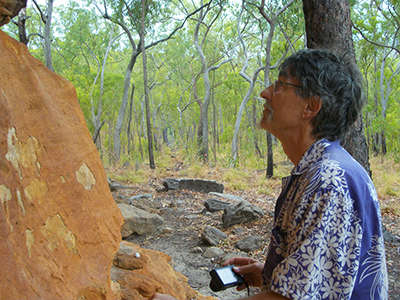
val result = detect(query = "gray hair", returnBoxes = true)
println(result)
[279,49,364,141]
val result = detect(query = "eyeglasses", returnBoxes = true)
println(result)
[273,80,302,93]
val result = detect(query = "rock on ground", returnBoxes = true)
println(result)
[112,241,215,300]
[119,203,164,237]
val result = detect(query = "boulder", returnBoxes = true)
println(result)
[204,198,231,212]
[202,247,225,258]
[222,200,264,228]
[114,194,157,211]
[0,30,123,299]
[208,192,244,202]
[163,178,224,193]
[108,178,133,192]
[201,225,227,246]
[111,241,215,300]
[235,236,263,252]
[118,203,163,237]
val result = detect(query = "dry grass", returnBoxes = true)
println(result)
[107,148,400,216]
[370,155,400,215]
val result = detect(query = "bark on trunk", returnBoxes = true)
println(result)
[15,7,28,44]
[302,0,371,174]
[44,0,54,71]
[141,0,155,169]
[113,52,137,161]
[266,132,273,178]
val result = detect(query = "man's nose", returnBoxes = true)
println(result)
[260,84,273,99]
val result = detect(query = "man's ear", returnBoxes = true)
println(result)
[303,96,322,119]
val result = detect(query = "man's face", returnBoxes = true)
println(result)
[259,75,307,138]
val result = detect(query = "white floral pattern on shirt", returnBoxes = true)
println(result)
[263,139,388,300]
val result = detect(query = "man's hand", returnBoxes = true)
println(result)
[150,293,177,300]
[223,257,264,291]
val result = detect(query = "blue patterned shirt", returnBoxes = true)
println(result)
[262,139,388,299]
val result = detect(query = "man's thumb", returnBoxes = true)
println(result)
[233,265,251,275]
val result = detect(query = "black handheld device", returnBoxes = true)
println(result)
[209,265,245,292]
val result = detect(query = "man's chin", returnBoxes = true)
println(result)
[258,116,271,130]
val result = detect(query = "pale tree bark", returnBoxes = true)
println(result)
[134,96,144,160]
[231,0,264,165]
[90,31,122,148]
[127,82,135,154]
[372,56,380,154]
[211,72,217,163]
[258,0,296,177]
[97,1,212,162]
[378,49,400,155]
[176,83,193,140]
[193,1,211,161]
[30,0,53,70]
[43,0,54,71]
[303,0,371,174]
[141,0,155,169]
[194,0,231,161]
[360,56,373,152]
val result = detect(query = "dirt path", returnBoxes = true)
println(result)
[120,188,400,299]
[127,190,251,299]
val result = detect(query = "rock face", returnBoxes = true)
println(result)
[0,30,123,300]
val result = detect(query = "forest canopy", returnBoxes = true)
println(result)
[4,0,400,171]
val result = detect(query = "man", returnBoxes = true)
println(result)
[151,49,388,300]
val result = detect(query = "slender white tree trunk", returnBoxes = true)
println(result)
[44,0,54,71]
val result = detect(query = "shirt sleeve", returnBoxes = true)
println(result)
[269,177,363,299]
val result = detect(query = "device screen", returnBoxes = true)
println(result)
[216,267,238,284]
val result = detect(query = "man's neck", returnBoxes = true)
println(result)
[279,132,317,166]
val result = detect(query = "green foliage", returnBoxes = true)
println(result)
[106,0,163,33]
[8,0,397,197]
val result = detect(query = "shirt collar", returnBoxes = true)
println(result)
[291,139,332,175]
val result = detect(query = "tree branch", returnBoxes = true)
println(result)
[94,0,137,51]
[353,23,400,56]
[145,1,212,50]
[32,0,46,23]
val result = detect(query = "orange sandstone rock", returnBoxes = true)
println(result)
[112,242,216,300]
[0,30,123,300]
[0,30,215,300]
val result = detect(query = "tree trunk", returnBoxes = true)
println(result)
[162,128,169,145]
[211,75,217,164]
[252,99,262,158]
[141,0,155,169]
[127,83,135,154]
[380,132,387,155]
[44,0,54,71]
[193,1,226,162]
[15,7,28,45]
[230,6,264,164]
[266,132,273,178]
[302,0,371,175]
[93,31,118,147]
[372,56,380,154]
[113,53,137,162]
